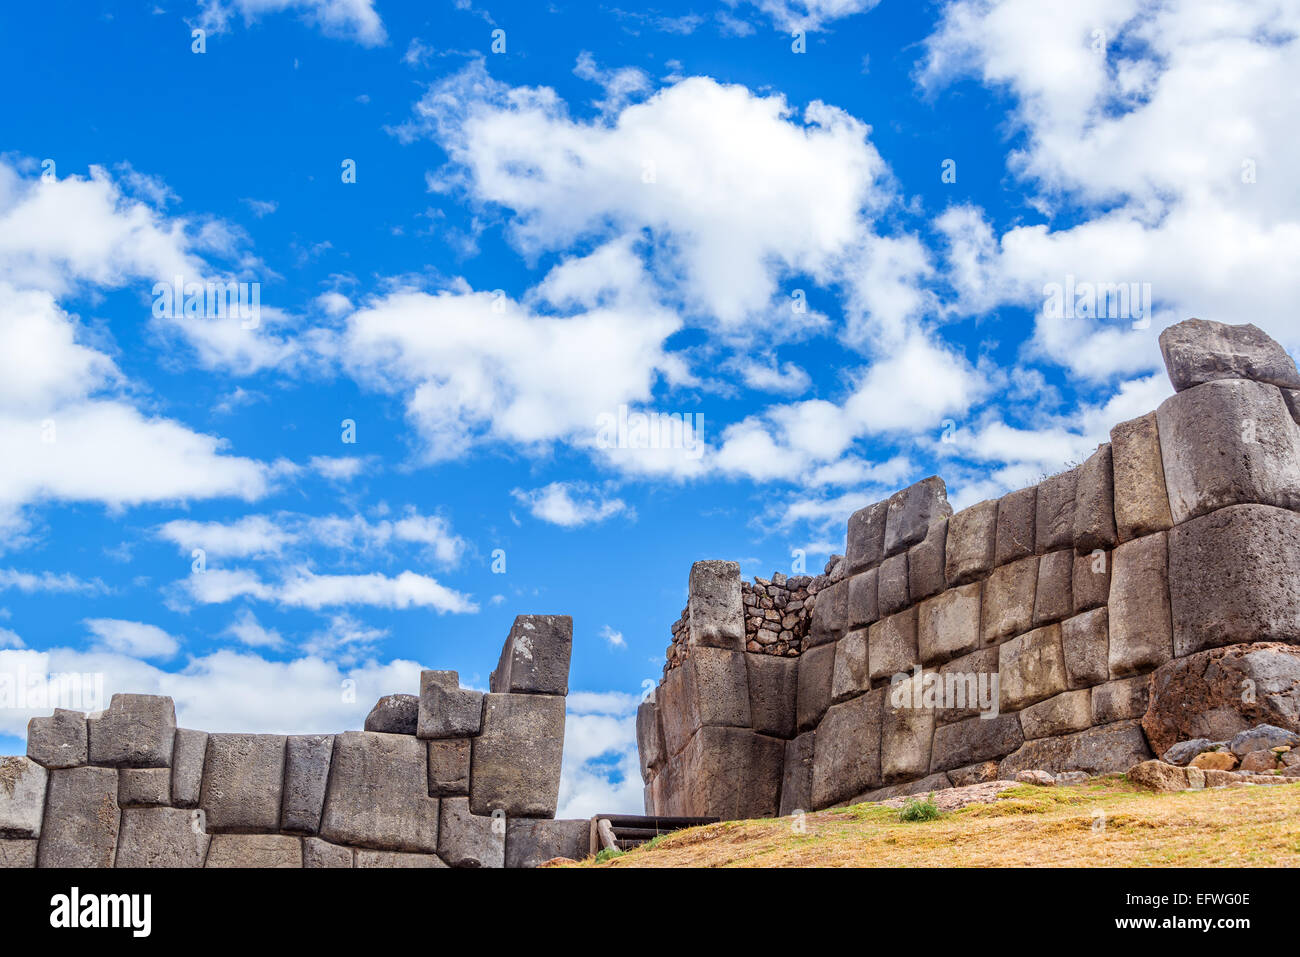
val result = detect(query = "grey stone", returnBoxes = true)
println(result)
[1072,548,1111,614]
[845,568,879,630]
[1158,318,1300,392]
[87,694,175,768]
[169,728,206,809]
[1284,387,1300,425]
[779,731,816,816]
[678,726,783,819]
[117,768,169,807]
[868,607,918,683]
[0,840,36,867]
[1015,769,1056,786]
[806,577,847,648]
[1228,724,1300,756]
[1157,378,1300,524]
[685,647,752,730]
[917,581,981,667]
[796,642,835,732]
[417,670,484,739]
[686,562,744,651]
[929,713,1025,773]
[303,836,353,868]
[469,694,565,818]
[26,709,87,769]
[998,624,1067,713]
[1110,412,1174,541]
[1108,532,1172,676]
[948,762,1001,787]
[0,756,47,838]
[491,614,574,694]
[908,518,947,603]
[320,731,440,851]
[884,476,952,557]
[636,697,665,781]
[945,499,997,586]
[880,673,936,783]
[935,647,1000,724]
[199,733,286,832]
[1019,690,1092,739]
[205,834,301,868]
[831,628,871,704]
[36,766,118,867]
[994,486,1037,566]
[505,818,590,868]
[810,689,884,808]
[1073,444,1118,552]
[877,552,910,617]
[1162,739,1218,767]
[980,555,1037,646]
[656,662,694,757]
[364,694,419,734]
[1091,675,1151,724]
[997,719,1152,778]
[1061,607,1110,689]
[746,654,798,738]
[1036,468,1079,552]
[845,500,888,574]
[438,796,504,868]
[115,807,209,867]
[847,772,953,805]
[1055,770,1092,785]
[355,849,447,868]
[281,734,333,833]
[427,738,471,796]
[1033,549,1073,626]
[1168,504,1300,657]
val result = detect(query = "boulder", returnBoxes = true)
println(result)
[845,500,888,574]
[997,719,1152,778]
[417,670,484,739]
[994,486,1037,565]
[36,766,119,867]
[115,807,210,867]
[830,629,870,704]
[685,562,745,651]
[877,552,910,617]
[1033,549,1073,626]
[947,761,1001,787]
[1162,739,1218,767]
[845,568,879,630]
[883,476,952,557]
[929,712,1024,773]
[1128,760,1189,792]
[1107,532,1172,676]
[1055,771,1091,785]
[1060,607,1109,689]
[1073,444,1118,552]
[746,654,798,738]
[505,819,590,868]
[1158,318,1300,392]
[908,519,948,602]
[917,582,981,667]
[205,834,301,868]
[849,771,952,805]
[438,797,505,868]
[86,694,175,768]
[1035,468,1078,552]
[169,728,207,809]
[1239,749,1279,773]
[303,837,354,868]
[198,734,286,832]
[427,738,471,797]
[469,694,565,818]
[980,555,1037,646]
[1228,724,1300,756]
[998,624,1067,713]
[679,726,784,819]
[0,756,47,838]
[1019,690,1092,739]
[810,689,884,808]
[1189,751,1237,771]
[281,734,334,833]
[491,614,574,694]
[1015,770,1055,786]
[779,731,816,816]
[868,607,918,683]
[319,731,440,852]
[26,709,87,769]
[945,499,998,586]
[117,768,170,807]
[364,694,419,734]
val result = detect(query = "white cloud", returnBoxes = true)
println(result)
[599,625,626,650]
[84,618,180,659]
[223,607,285,650]
[0,569,108,594]
[194,0,386,46]
[557,690,644,818]
[157,514,294,559]
[184,568,477,614]
[511,483,631,528]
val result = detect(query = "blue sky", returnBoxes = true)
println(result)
[1,0,1296,815]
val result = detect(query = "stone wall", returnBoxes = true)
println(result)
[0,615,589,868]
[638,319,1300,819]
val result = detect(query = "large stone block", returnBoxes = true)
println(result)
[320,731,440,851]
[1110,412,1173,541]
[687,646,752,729]
[635,696,665,780]
[1168,504,1300,657]
[917,582,980,667]
[1157,378,1300,523]
[0,756,47,838]
[354,849,447,868]
[779,731,816,816]
[935,647,1000,724]
[36,766,118,867]
[303,837,354,868]
[945,499,997,586]
[980,555,1037,646]
[796,642,835,732]
[1142,641,1300,755]
[997,719,1152,778]
[868,607,918,683]
[199,734,286,832]
[505,818,589,868]
[831,628,871,704]
[115,807,209,868]
[1033,549,1073,626]
[1036,468,1079,552]
[1108,532,1173,676]
[438,796,505,868]
[656,662,694,757]
[686,562,745,651]
[848,771,953,806]
[169,728,206,809]
[1019,690,1092,739]
[877,552,910,617]
[87,694,175,768]
[469,694,565,818]
[427,738,471,796]
[998,624,1067,713]
[908,518,947,603]
[205,834,301,868]
[1060,607,1109,689]
[929,713,1024,773]
[1091,675,1150,724]
[364,694,418,734]
[883,476,952,557]
[1073,443,1118,552]
[26,709,87,769]
[680,726,784,819]
[994,486,1037,566]
[0,840,36,867]
[845,568,879,630]
[118,768,169,807]
[880,674,936,783]
[1158,318,1300,393]
[491,614,574,694]
[747,654,798,738]
[649,752,682,818]
[417,670,484,739]
[806,578,847,648]
[845,500,888,574]
[810,689,883,808]
[1072,549,1111,614]
[281,734,334,833]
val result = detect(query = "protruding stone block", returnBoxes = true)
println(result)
[26,709,87,769]
[87,694,175,768]
[320,731,440,851]
[810,689,883,808]
[935,646,1000,724]
[0,756,47,838]
[1036,468,1078,552]
[845,501,888,574]
[884,476,952,557]
[303,837,353,868]
[998,624,1067,713]
[635,697,665,780]
[1169,504,1300,657]
[1108,532,1173,676]
[686,562,745,651]
[205,834,301,868]
[281,734,333,833]
[469,694,565,818]
[1061,607,1109,689]
[199,733,286,832]
[1033,549,1073,626]
[917,582,980,667]
[1110,412,1173,541]
[505,819,589,868]
[796,642,835,732]
[679,726,783,819]
[686,646,751,729]
[1158,318,1300,392]
[997,719,1151,778]
[845,568,879,630]
[118,768,169,807]
[994,486,1037,566]
[980,555,1037,646]
[1091,675,1150,724]
[806,578,847,648]
[831,628,870,704]
[115,807,209,867]
[364,694,418,734]
[36,766,118,867]
[945,499,997,586]
[417,670,484,739]
[1072,549,1110,613]
[779,731,816,816]
[929,712,1024,773]
[868,607,918,683]
[877,552,909,617]
[170,728,206,809]
[908,518,947,603]
[880,674,935,783]
[746,655,797,739]
[1073,444,1118,552]
[1019,690,1092,739]
[438,797,505,868]
[492,614,574,694]
[427,739,471,796]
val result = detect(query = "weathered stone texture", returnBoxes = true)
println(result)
[417,670,484,739]
[686,562,745,651]
[845,568,879,630]
[438,797,505,868]
[806,578,847,648]
[87,694,175,768]
[1091,675,1151,725]
[469,694,565,818]
[1020,690,1092,739]
[635,697,665,780]
[354,849,447,868]
[0,840,37,867]
[945,499,997,586]
[917,582,981,667]
[1110,413,1173,541]
[427,738,471,797]
[1033,549,1073,626]
[998,624,1067,713]
[679,726,783,819]
[880,674,936,783]
[908,518,947,602]
[980,555,1037,646]
[1073,444,1118,552]
[0,756,47,838]
[505,819,589,868]
[492,614,574,694]
[118,768,170,807]
[199,734,286,832]
[810,689,884,808]
[1072,549,1111,614]
[929,713,1024,773]
[303,836,354,868]
[779,731,816,816]
[1107,532,1172,676]
[868,607,918,683]
[281,734,333,833]
[884,476,952,557]
[830,629,870,704]
[796,642,835,732]
[845,501,888,574]
[1036,468,1078,552]
[1159,318,1300,393]
[319,731,440,852]
[1060,607,1110,689]
[364,695,418,734]
[997,719,1152,778]
[26,709,87,769]
[994,486,1037,566]
[169,728,206,809]
[746,654,798,738]
[36,766,118,867]
[115,807,209,868]
[206,834,301,868]
[877,552,910,617]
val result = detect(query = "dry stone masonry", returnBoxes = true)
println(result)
[0,616,589,868]
[638,319,1300,819]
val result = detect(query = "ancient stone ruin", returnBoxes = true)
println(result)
[0,615,590,868]
[638,319,1300,819]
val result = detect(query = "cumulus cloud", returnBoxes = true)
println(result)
[84,618,180,659]
[194,0,386,45]
[184,568,478,614]
[556,690,644,818]
[511,483,632,528]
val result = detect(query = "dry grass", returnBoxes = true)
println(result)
[571,778,1300,868]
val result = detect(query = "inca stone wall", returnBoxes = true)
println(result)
[0,615,589,868]
[638,318,1300,819]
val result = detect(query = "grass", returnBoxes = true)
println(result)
[567,777,1300,868]
[897,792,942,822]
